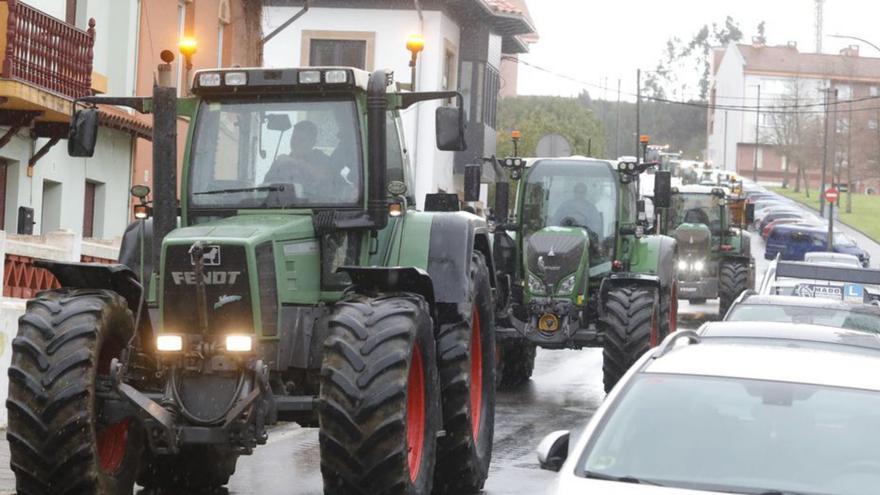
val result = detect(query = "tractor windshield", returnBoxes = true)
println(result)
[188,97,362,209]
[671,193,722,231]
[522,160,617,259]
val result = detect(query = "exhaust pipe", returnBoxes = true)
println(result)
[366,70,389,230]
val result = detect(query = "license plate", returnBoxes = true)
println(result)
[680,287,698,293]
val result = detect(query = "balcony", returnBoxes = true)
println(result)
[0,0,95,124]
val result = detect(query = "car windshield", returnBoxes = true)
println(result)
[189,97,361,209]
[727,304,880,332]
[578,373,880,494]
[671,193,721,228]
[521,160,618,259]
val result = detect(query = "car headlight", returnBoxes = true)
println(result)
[557,274,577,295]
[156,334,183,352]
[225,334,253,353]
[693,260,705,271]
[528,274,546,295]
[678,260,688,271]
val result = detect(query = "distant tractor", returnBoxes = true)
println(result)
[6,67,499,494]
[479,156,678,392]
[668,185,755,315]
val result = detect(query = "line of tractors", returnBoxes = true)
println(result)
[5,62,754,495]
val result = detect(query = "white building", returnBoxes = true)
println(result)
[0,0,146,239]
[262,0,535,208]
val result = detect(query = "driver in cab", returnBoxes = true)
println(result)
[552,182,602,233]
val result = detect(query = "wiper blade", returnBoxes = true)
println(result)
[583,471,665,486]
[194,185,286,196]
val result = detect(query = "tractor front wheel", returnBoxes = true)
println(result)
[496,340,536,390]
[434,252,497,494]
[7,289,143,495]
[600,286,659,393]
[319,294,440,495]
[719,260,750,316]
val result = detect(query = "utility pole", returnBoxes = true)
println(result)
[820,88,836,216]
[615,78,621,157]
[636,69,641,160]
[753,85,760,182]
[723,110,729,168]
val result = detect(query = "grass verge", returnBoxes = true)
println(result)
[771,187,880,241]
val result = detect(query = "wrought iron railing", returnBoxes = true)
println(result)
[0,0,95,99]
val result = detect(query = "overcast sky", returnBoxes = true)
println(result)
[518,0,880,100]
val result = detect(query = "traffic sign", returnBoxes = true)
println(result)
[825,187,839,203]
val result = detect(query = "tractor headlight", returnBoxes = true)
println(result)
[678,260,688,271]
[198,72,221,87]
[528,273,546,295]
[224,71,247,86]
[693,260,705,271]
[298,70,321,84]
[156,334,183,352]
[557,274,577,295]
[225,335,253,353]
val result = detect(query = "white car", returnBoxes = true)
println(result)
[538,327,880,494]
[804,251,863,267]
[757,257,880,302]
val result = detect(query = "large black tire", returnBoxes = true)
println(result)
[600,286,659,393]
[434,252,496,494]
[137,446,239,492]
[7,289,143,495]
[319,294,441,495]
[719,260,750,316]
[496,340,536,390]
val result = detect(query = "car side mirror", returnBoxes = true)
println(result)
[745,202,755,224]
[68,108,99,157]
[653,170,671,208]
[536,430,570,472]
[436,106,466,151]
[464,163,482,202]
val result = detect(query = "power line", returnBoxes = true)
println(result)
[505,56,880,114]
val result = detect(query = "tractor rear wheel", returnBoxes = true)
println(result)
[319,294,440,495]
[496,340,536,390]
[434,252,496,494]
[719,260,750,316]
[137,446,239,491]
[600,286,659,393]
[7,289,143,495]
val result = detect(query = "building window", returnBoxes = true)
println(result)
[483,65,500,129]
[836,84,852,100]
[870,118,879,130]
[83,181,96,238]
[871,86,879,97]
[41,180,62,234]
[837,116,850,134]
[302,31,375,71]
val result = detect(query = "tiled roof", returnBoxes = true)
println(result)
[737,43,880,82]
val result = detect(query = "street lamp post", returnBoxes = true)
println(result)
[828,34,880,54]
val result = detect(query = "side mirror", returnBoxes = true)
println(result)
[653,170,672,208]
[536,430,570,472]
[745,202,755,225]
[68,108,100,157]
[464,163,482,202]
[436,106,466,151]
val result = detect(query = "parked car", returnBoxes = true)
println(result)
[761,217,819,240]
[805,251,863,267]
[757,210,808,232]
[538,328,880,494]
[765,224,869,265]
[724,294,880,332]
[757,258,880,300]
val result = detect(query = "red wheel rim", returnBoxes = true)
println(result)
[670,281,678,333]
[97,418,130,474]
[406,346,426,482]
[470,306,483,441]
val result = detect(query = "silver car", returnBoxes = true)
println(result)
[538,327,880,494]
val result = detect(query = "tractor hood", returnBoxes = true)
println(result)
[166,213,316,244]
[526,227,589,288]
[673,223,712,259]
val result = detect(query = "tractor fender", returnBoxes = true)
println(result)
[337,266,436,315]
[35,260,144,313]
[426,212,495,304]
[628,235,678,290]
[118,218,154,290]
[598,273,661,317]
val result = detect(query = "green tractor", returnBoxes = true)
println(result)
[7,67,499,494]
[668,184,755,315]
[478,157,679,392]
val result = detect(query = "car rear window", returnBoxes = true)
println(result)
[726,304,880,332]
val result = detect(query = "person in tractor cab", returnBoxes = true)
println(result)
[552,182,603,234]
[683,207,711,226]
[265,120,355,199]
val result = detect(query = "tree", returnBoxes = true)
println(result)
[644,16,748,101]
[496,96,605,157]
[766,79,822,195]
